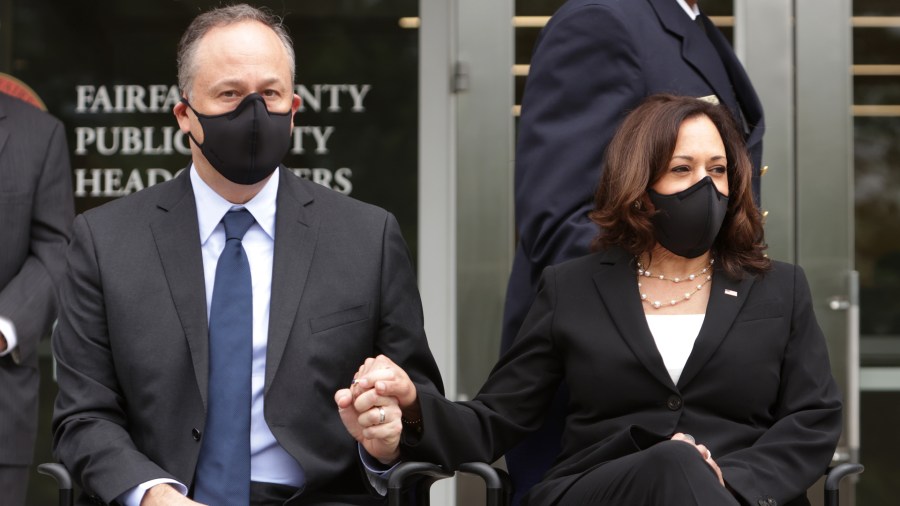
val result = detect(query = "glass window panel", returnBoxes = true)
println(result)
[8,0,419,253]
[854,2,900,503]
[854,75,900,105]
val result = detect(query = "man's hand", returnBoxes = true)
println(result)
[335,386,402,464]
[140,484,205,506]
[334,354,423,464]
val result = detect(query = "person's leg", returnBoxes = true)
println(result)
[0,465,30,506]
[557,440,739,505]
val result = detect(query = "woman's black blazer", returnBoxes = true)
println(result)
[403,248,842,506]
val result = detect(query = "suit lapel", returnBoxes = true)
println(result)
[677,269,756,388]
[592,250,675,389]
[648,0,742,125]
[149,170,211,408]
[264,168,319,392]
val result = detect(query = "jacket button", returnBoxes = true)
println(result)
[192,428,202,441]
[666,395,682,410]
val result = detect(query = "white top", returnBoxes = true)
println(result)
[645,313,705,384]
[675,0,701,20]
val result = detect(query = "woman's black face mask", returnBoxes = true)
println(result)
[182,93,293,185]
[648,176,729,259]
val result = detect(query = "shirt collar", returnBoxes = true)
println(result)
[675,0,701,20]
[190,166,279,245]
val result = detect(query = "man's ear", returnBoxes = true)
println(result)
[173,99,192,133]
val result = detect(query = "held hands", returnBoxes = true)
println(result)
[351,355,419,409]
[671,432,724,487]
[334,355,419,465]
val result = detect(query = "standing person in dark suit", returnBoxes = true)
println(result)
[502,0,765,497]
[343,95,839,506]
[0,91,74,506]
[51,4,442,505]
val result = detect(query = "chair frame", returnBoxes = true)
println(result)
[38,460,861,506]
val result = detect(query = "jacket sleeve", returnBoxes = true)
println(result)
[52,215,178,503]
[718,265,843,505]
[515,4,643,273]
[0,116,73,365]
[374,213,444,398]
[402,266,564,468]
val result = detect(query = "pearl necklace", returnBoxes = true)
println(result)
[636,258,714,309]
[636,258,714,283]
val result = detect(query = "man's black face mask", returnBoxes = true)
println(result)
[182,93,293,185]
[648,176,729,259]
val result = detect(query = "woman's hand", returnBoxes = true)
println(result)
[671,432,724,487]
[351,355,418,414]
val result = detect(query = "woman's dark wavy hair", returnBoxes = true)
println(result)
[589,94,770,279]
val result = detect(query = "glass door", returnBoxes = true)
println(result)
[852,1,900,504]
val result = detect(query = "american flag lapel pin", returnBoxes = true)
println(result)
[724,289,738,297]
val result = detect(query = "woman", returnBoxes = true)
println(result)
[338,95,842,506]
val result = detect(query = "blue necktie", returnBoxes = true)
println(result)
[195,209,255,504]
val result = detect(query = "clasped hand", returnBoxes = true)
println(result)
[671,432,724,487]
[334,355,418,465]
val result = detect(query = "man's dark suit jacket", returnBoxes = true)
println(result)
[407,249,841,506]
[0,93,73,467]
[52,167,443,505]
[501,0,766,494]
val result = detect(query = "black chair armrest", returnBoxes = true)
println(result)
[458,462,512,506]
[37,463,74,506]
[387,461,510,506]
[387,461,453,506]
[824,462,864,506]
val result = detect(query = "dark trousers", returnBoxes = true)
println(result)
[251,482,387,506]
[557,440,740,506]
[250,481,299,506]
[0,465,30,506]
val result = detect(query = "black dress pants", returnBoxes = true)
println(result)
[557,440,740,505]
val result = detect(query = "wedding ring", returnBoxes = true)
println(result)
[682,433,695,444]
[378,406,386,424]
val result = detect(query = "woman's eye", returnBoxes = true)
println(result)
[670,165,690,173]
[709,165,727,174]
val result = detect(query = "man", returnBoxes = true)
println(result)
[52,5,441,505]
[502,0,765,501]
[0,92,74,506]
